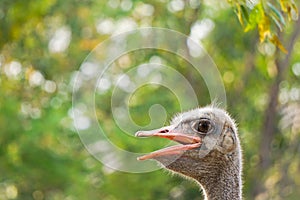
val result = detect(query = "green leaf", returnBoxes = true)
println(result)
[258,14,271,42]
[267,2,286,25]
[269,34,288,53]
[269,14,283,31]
[280,0,299,20]
[236,5,244,26]
[245,3,265,32]
[291,2,299,20]
[241,5,249,22]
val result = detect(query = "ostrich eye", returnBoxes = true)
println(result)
[195,119,211,133]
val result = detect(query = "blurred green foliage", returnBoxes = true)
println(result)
[1,0,300,200]
[229,0,298,52]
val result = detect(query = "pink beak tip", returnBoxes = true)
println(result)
[135,131,141,137]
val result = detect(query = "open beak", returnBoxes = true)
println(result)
[135,125,202,160]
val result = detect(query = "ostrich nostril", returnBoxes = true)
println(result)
[158,129,169,133]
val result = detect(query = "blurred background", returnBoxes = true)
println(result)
[1,0,300,199]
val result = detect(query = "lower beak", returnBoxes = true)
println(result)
[135,125,202,160]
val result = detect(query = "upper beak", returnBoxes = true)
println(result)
[135,125,202,160]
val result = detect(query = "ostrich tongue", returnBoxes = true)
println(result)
[135,125,202,160]
[137,143,202,160]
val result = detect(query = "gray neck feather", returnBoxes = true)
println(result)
[197,169,241,200]
[195,155,242,200]
[165,153,242,200]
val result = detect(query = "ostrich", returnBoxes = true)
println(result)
[135,106,242,200]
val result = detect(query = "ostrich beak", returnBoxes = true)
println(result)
[135,125,202,160]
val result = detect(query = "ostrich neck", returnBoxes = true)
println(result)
[195,164,242,200]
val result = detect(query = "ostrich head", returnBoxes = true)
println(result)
[135,106,242,200]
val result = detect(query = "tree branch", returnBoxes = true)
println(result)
[253,12,300,197]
